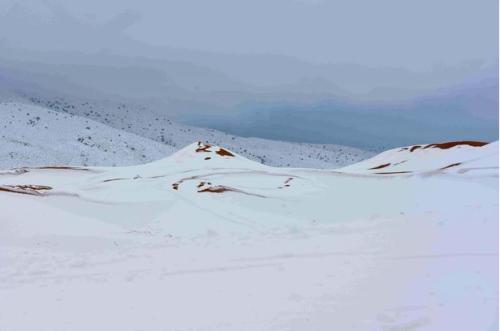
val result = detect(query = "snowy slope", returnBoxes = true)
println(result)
[0,101,371,169]
[0,141,498,331]
[4,97,372,168]
[339,140,498,176]
[0,101,176,168]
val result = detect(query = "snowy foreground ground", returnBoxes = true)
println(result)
[0,141,498,331]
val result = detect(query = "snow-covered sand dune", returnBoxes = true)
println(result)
[340,140,498,176]
[0,141,498,330]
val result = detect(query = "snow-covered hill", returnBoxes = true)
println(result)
[0,100,372,169]
[0,101,176,168]
[0,140,497,330]
[339,140,498,176]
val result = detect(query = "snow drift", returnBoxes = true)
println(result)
[0,140,498,331]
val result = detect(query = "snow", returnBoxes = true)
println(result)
[0,101,176,168]
[0,140,498,330]
[339,141,499,176]
[0,100,373,169]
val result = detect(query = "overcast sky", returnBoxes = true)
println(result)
[1,0,498,70]
[0,0,497,146]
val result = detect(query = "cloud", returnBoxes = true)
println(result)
[105,10,141,32]
[291,0,325,4]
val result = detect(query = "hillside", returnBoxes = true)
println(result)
[0,101,372,169]
[0,101,176,168]
[339,140,498,175]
